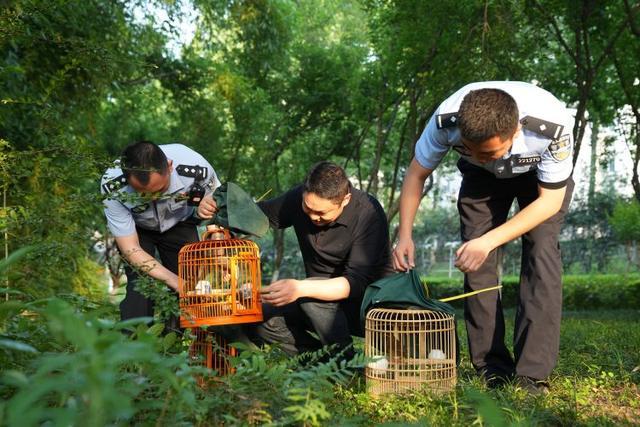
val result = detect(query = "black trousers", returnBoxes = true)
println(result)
[120,221,199,321]
[232,298,355,363]
[457,160,574,380]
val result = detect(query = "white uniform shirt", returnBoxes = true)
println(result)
[101,144,220,237]
[415,81,574,187]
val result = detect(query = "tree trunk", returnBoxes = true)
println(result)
[588,121,599,207]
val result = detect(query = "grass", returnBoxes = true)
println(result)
[330,309,640,426]
[2,290,638,425]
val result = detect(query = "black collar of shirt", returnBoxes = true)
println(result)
[334,197,356,227]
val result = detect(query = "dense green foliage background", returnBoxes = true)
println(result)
[0,0,640,295]
[2,0,640,295]
[1,2,640,425]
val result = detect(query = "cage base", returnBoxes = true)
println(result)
[180,313,264,328]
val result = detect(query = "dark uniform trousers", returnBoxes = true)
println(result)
[120,220,199,322]
[457,159,574,380]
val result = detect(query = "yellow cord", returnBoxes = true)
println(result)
[255,188,273,202]
[438,285,503,302]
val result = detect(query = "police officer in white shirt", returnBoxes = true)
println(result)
[101,141,220,323]
[393,81,574,395]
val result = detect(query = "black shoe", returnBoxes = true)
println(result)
[515,376,550,396]
[478,367,513,389]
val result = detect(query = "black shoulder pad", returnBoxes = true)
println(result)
[520,115,564,140]
[102,174,127,194]
[436,112,459,129]
[176,165,208,180]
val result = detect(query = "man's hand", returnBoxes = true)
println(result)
[392,237,416,271]
[455,237,495,273]
[197,194,218,219]
[261,279,302,306]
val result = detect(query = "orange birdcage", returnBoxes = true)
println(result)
[189,328,237,377]
[179,226,263,328]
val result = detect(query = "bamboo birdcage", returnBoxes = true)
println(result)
[179,227,263,328]
[189,328,237,376]
[365,308,457,396]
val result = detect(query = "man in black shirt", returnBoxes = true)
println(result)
[198,161,393,357]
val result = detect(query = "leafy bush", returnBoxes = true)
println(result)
[424,274,640,310]
[0,293,362,427]
[609,199,640,244]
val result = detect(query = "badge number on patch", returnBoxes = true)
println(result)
[548,134,571,162]
[515,156,541,165]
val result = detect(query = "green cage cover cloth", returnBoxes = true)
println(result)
[360,269,456,326]
[360,269,460,364]
[210,182,270,238]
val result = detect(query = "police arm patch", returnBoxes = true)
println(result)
[548,134,571,162]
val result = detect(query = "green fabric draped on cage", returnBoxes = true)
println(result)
[360,269,456,330]
[209,182,270,238]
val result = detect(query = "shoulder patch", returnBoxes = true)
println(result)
[520,115,564,140]
[436,112,459,129]
[176,164,208,180]
[548,134,572,162]
[102,174,127,194]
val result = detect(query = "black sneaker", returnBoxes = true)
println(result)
[515,376,550,396]
[478,367,514,389]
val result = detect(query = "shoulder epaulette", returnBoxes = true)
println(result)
[102,174,127,194]
[520,115,564,140]
[176,164,208,180]
[436,112,459,129]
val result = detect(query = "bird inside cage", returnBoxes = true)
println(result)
[179,226,263,327]
[365,308,457,396]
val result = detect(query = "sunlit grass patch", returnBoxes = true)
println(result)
[333,309,640,426]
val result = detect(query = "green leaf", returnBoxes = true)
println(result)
[0,338,38,353]
[0,301,26,325]
[0,246,35,275]
[147,323,165,337]
[162,331,177,351]
[115,317,153,331]
[1,370,29,387]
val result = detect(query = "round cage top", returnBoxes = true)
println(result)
[180,237,259,254]
[366,308,454,322]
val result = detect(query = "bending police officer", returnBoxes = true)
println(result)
[101,141,220,323]
[393,82,574,394]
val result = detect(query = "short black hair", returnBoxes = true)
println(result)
[303,161,350,204]
[120,141,168,185]
[458,88,519,144]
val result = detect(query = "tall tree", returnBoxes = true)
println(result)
[527,0,629,165]
[0,0,172,295]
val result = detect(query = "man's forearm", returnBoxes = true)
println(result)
[483,186,566,248]
[398,160,434,239]
[299,277,350,301]
[116,236,179,290]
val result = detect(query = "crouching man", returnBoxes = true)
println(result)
[198,161,394,359]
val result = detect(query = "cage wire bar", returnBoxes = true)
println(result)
[365,308,456,396]
[179,229,263,328]
[189,328,237,377]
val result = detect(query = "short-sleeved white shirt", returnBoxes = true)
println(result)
[415,81,574,187]
[100,144,219,237]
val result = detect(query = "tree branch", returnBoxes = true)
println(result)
[531,0,580,67]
